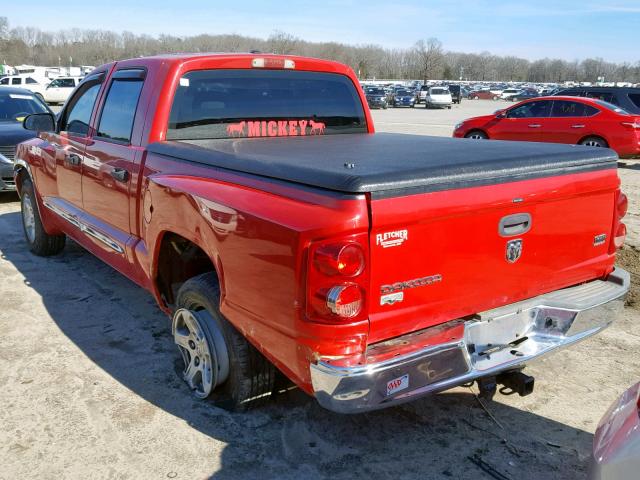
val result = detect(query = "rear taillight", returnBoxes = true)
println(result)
[307,234,369,323]
[617,192,628,218]
[314,243,365,277]
[610,190,628,252]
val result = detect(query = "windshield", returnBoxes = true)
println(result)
[594,100,630,115]
[0,92,49,122]
[367,88,385,95]
[167,70,367,140]
[430,88,448,95]
[396,90,412,96]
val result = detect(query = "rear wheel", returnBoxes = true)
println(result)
[174,272,276,411]
[472,95,479,100]
[465,130,488,140]
[20,177,65,256]
[579,136,608,148]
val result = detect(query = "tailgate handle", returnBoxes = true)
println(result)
[499,213,531,237]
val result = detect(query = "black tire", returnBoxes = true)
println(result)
[464,130,488,140]
[175,272,276,411]
[579,136,608,148]
[20,177,65,256]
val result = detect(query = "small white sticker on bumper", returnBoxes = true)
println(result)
[386,374,409,396]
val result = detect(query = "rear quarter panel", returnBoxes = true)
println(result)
[139,153,371,392]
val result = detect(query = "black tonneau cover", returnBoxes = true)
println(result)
[148,133,617,198]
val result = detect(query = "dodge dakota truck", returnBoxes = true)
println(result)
[14,53,630,413]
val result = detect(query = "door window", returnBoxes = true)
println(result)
[59,83,101,136]
[26,77,38,85]
[585,91,616,105]
[506,100,552,118]
[628,93,640,109]
[11,78,21,85]
[49,78,75,88]
[0,78,9,85]
[96,72,145,144]
[550,100,600,117]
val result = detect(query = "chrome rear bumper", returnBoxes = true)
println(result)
[311,268,630,413]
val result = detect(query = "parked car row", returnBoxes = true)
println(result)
[363,84,455,109]
[0,74,84,105]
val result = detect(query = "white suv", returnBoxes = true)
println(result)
[44,77,83,104]
[425,87,453,109]
[500,88,522,100]
[0,75,48,100]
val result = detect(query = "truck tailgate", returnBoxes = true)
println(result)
[367,169,620,343]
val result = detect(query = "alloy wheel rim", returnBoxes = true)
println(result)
[468,134,485,139]
[583,140,603,147]
[22,193,36,243]
[173,308,217,399]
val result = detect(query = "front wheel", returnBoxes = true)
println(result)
[20,177,65,256]
[174,272,276,411]
[579,136,608,148]
[465,130,488,140]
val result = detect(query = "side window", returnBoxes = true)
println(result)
[59,78,75,88]
[60,83,101,136]
[11,78,21,85]
[26,77,38,85]
[0,78,9,85]
[551,100,585,117]
[507,100,551,118]
[96,71,144,144]
[585,91,616,105]
[583,105,600,116]
[629,93,640,109]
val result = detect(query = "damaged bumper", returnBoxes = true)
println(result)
[311,268,630,413]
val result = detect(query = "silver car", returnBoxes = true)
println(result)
[589,381,640,479]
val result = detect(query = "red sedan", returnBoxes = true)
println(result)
[453,96,640,158]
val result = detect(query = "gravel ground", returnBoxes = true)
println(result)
[1,100,638,480]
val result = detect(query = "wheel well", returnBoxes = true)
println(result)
[466,129,488,138]
[578,135,608,147]
[155,232,217,308]
[14,167,29,197]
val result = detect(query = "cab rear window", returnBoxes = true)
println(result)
[166,69,367,140]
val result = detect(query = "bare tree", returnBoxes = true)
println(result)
[413,38,444,81]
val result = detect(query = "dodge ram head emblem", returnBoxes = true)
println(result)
[506,239,523,263]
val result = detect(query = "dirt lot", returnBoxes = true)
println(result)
[1,101,638,480]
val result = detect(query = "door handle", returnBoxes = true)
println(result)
[110,168,129,183]
[528,124,541,128]
[571,124,585,128]
[499,213,532,237]
[65,153,82,166]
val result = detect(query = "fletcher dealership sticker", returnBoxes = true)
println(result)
[226,119,326,138]
[376,229,408,248]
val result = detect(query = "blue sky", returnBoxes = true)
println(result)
[4,1,639,63]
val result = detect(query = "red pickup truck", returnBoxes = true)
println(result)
[14,54,630,413]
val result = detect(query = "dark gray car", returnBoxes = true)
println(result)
[554,87,640,114]
[0,87,52,191]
